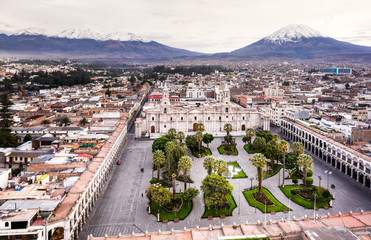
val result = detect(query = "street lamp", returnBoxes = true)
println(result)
[250,177,254,190]
[324,170,332,190]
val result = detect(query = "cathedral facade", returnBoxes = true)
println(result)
[135,85,270,138]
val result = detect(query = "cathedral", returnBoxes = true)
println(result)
[135,84,270,138]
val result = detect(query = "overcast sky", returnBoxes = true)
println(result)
[1,0,370,53]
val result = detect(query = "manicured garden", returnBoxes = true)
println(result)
[243,144,260,154]
[243,187,290,213]
[227,161,247,178]
[279,185,332,209]
[218,145,239,155]
[192,147,212,158]
[263,164,282,179]
[202,194,237,218]
[149,193,193,221]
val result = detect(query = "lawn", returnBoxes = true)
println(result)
[192,147,212,158]
[149,193,193,221]
[264,164,282,179]
[279,185,331,209]
[243,187,290,213]
[202,194,237,218]
[227,162,247,178]
[218,145,239,156]
[243,144,260,154]
[287,169,313,179]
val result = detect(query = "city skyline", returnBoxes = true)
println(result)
[0,0,371,53]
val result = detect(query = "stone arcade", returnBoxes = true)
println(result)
[135,84,270,138]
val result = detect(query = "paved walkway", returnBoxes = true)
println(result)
[81,132,371,239]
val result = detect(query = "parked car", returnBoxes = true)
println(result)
[284,137,290,141]
[117,159,121,165]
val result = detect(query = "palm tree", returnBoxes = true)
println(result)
[245,128,256,149]
[172,173,177,200]
[152,150,165,181]
[279,140,290,186]
[203,156,215,175]
[251,153,267,192]
[272,134,280,142]
[232,137,237,155]
[224,123,233,145]
[292,142,305,157]
[79,117,88,126]
[214,159,228,176]
[196,123,205,132]
[297,154,313,189]
[194,131,203,155]
[167,128,177,139]
[177,131,185,143]
[178,156,193,190]
[61,117,71,126]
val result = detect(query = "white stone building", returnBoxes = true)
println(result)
[135,85,270,138]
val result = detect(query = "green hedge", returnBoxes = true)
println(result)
[149,193,193,221]
[202,194,237,218]
[243,187,290,213]
[192,147,212,158]
[218,145,239,156]
[243,144,260,154]
[279,185,331,209]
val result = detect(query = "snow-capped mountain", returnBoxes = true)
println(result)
[14,27,46,36]
[53,28,150,42]
[231,24,371,58]
[264,24,325,44]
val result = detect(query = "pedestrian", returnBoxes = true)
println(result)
[141,193,143,197]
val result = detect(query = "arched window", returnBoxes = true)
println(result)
[225,107,229,113]
[5,222,9,227]
[164,108,167,113]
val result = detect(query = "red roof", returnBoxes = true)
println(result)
[77,154,93,159]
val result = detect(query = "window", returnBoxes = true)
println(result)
[194,116,197,120]
[208,117,210,120]
[5,222,9,227]
[170,117,172,121]
[242,116,245,120]
[181,117,183,121]
[164,125,166,128]
[225,107,229,113]
[152,117,154,121]
[164,108,167,113]
[219,116,221,120]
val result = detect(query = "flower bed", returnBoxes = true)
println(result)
[202,194,237,218]
[218,145,239,156]
[149,193,193,221]
[243,187,290,213]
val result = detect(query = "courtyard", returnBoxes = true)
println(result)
[80,129,371,238]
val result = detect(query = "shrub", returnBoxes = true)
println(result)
[291,189,297,195]
[331,184,335,189]
[322,190,330,198]
[306,177,313,186]
[292,179,298,184]
[307,169,313,177]
[150,178,157,184]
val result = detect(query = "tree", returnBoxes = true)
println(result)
[292,142,305,157]
[146,184,172,208]
[265,140,279,167]
[60,117,71,126]
[183,187,199,202]
[279,140,290,186]
[223,123,233,145]
[251,153,267,192]
[185,135,197,150]
[196,123,205,132]
[177,131,185,143]
[167,128,177,139]
[285,152,298,170]
[272,134,280,142]
[79,117,88,126]
[214,159,228,176]
[163,141,186,185]
[194,131,203,155]
[152,150,165,181]
[152,136,171,152]
[178,156,193,190]
[252,136,266,152]
[256,130,273,143]
[105,88,111,97]
[232,137,237,155]
[23,134,32,143]
[203,156,215,175]
[245,128,256,149]
[201,174,233,211]
[172,173,176,199]
[0,94,18,147]
[41,119,50,125]
[129,75,136,85]
[202,133,214,148]
[297,154,313,189]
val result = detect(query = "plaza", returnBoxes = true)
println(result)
[80,127,371,239]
